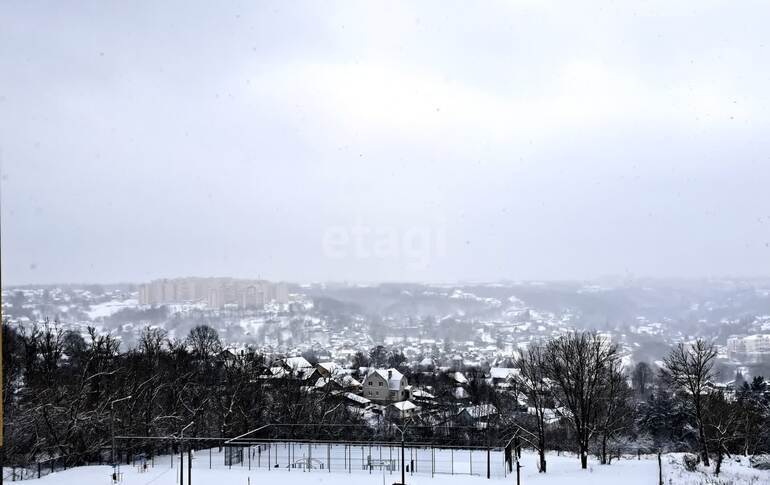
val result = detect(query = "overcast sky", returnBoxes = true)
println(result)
[1,1,769,285]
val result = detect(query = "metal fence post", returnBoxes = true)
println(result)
[431,447,434,478]
[180,444,184,485]
[487,448,490,479]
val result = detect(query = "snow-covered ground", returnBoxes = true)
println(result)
[20,446,769,485]
[662,453,767,485]
[87,299,138,320]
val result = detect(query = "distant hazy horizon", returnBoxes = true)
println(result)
[2,1,770,285]
[4,273,770,289]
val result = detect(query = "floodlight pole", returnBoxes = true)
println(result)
[179,421,194,485]
[394,424,406,485]
[110,395,132,466]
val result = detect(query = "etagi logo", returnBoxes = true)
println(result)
[322,223,447,270]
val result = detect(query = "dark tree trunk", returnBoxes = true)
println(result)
[715,447,723,476]
[697,417,710,466]
[657,452,663,485]
[601,435,608,465]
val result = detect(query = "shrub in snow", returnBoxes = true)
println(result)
[749,455,770,470]
[682,453,700,472]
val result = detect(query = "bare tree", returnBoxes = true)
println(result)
[186,325,222,361]
[546,332,618,469]
[596,359,633,464]
[661,339,717,467]
[704,392,741,476]
[632,361,653,399]
[515,342,550,472]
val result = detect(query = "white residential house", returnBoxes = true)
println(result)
[363,368,410,403]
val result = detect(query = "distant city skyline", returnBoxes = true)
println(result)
[5,273,770,289]
[138,276,289,307]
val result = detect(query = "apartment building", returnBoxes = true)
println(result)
[138,277,289,308]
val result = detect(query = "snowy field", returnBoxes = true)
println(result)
[86,299,138,320]
[18,445,769,485]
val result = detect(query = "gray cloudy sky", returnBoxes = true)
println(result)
[2,1,770,285]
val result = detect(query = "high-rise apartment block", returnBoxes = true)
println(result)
[727,334,770,364]
[138,277,289,308]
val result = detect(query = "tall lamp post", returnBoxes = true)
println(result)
[179,421,194,485]
[110,395,132,466]
[394,424,407,485]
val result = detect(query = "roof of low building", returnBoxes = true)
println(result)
[340,375,361,387]
[490,367,520,379]
[283,356,313,369]
[453,372,469,384]
[411,389,435,399]
[317,362,339,373]
[344,392,371,405]
[391,400,417,411]
[460,404,498,418]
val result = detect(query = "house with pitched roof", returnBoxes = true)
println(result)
[363,368,410,403]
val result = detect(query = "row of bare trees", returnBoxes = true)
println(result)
[514,333,769,476]
[3,321,769,476]
[2,320,361,468]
